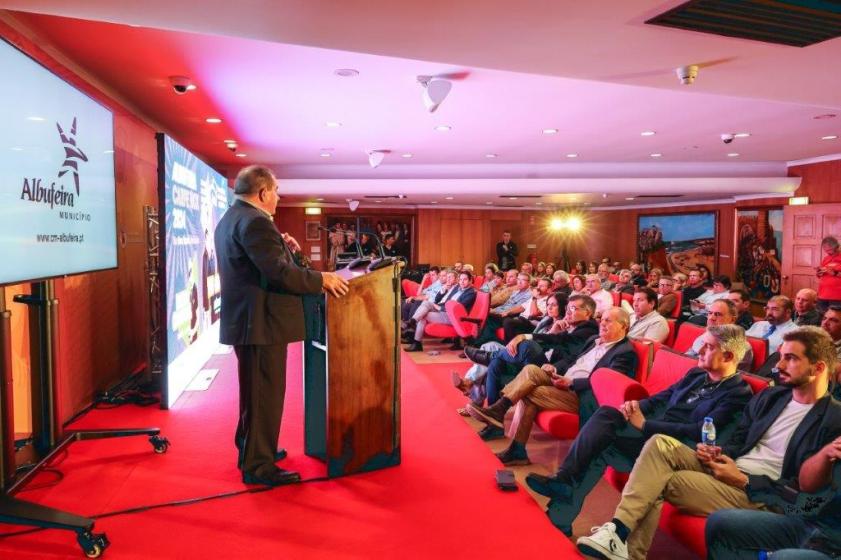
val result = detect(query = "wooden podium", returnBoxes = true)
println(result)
[302,262,401,477]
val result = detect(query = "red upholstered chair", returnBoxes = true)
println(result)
[670,291,683,319]
[664,319,677,348]
[473,276,485,289]
[401,279,420,298]
[742,372,770,394]
[419,273,432,291]
[621,293,633,305]
[672,321,705,354]
[611,291,621,306]
[451,292,490,340]
[424,293,490,339]
[745,336,769,372]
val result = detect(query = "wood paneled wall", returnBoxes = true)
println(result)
[1,19,158,424]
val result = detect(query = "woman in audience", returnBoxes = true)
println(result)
[545,263,556,277]
[575,260,587,275]
[452,292,567,415]
[480,263,499,292]
[587,261,598,275]
[647,267,662,289]
[570,275,587,295]
[536,262,546,276]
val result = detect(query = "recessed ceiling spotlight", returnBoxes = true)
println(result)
[10,147,23,151]
[814,113,837,120]
[402,153,413,158]
[434,125,452,132]
[320,152,332,158]
[509,197,518,200]
[235,153,247,158]
[325,121,342,128]
[822,135,839,140]
[375,200,382,203]
[334,68,359,77]
[445,196,454,200]
[205,117,222,124]
[486,201,493,205]
[650,153,663,158]
[485,153,497,158]
[542,128,559,135]
[640,131,656,136]
[103,149,114,154]
[26,116,45,122]
[602,193,608,199]
[430,201,438,204]
[316,198,324,201]
[535,202,543,206]
[625,197,635,201]
[734,132,751,138]
[727,152,740,157]
[566,153,578,158]
[224,139,237,144]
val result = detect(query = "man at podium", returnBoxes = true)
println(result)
[215,165,349,487]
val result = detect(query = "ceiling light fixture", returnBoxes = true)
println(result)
[417,75,452,113]
[485,153,497,158]
[650,153,663,158]
[402,153,413,158]
[320,152,332,158]
[566,153,578,158]
[434,125,452,132]
[509,197,518,200]
[625,197,635,201]
[224,139,237,144]
[205,117,222,124]
[334,68,359,77]
[235,153,247,158]
[316,197,324,201]
[445,196,454,200]
[430,201,438,204]
[26,116,45,122]
[542,128,558,135]
[486,201,493,205]
[735,132,751,138]
[366,149,390,168]
[727,152,740,157]
[640,131,656,136]
[325,121,342,128]
[676,64,699,85]
[535,202,543,206]
[822,135,839,140]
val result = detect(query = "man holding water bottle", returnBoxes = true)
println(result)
[527,324,753,536]
[577,326,841,560]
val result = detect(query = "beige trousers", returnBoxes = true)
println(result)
[502,365,579,443]
[614,434,763,560]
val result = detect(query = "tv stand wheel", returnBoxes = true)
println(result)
[78,530,109,558]
[149,435,170,454]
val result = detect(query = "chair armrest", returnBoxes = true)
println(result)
[460,317,482,324]
[591,367,650,409]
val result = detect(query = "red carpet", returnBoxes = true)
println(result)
[0,344,578,559]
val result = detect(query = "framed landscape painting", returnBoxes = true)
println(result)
[638,212,717,277]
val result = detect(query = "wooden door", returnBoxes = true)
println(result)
[782,204,841,297]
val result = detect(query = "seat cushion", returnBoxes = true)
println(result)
[659,503,707,558]
[535,411,579,440]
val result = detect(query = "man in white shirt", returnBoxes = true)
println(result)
[685,299,753,371]
[577,326,841,560]
[745,295,798,354]
[585,274,614,319]
[627,288,669,343]
[468,307,638,465]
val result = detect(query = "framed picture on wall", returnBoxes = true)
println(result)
[324,215,414,270]
[638,211,717,279]
[735,208,783,302]
[305,221,321,241]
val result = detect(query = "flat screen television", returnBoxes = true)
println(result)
[158,134,232,407]
[0,39,117,286]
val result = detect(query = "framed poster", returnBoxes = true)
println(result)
[735,208,783,302]
[638,212,717,277]
[305,221,321,241]
[325,215,414,270]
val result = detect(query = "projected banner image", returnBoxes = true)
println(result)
[159,134,231,406]
[0,39,116,285]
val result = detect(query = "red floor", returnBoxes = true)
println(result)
[0,344,578,559]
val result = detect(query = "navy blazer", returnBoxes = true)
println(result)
[532,319,599,365]
[639,368,753,444]
[554,335,639,394]
[722,387,841,489]
[435,285,477,313]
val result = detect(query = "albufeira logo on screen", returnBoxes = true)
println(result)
[19,117,89,209]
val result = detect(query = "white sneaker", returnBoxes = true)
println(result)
[576,522,629,560]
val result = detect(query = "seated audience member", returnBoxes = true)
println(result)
[686,275,732,324]
[461,295,600,424]
[473,272,532,344]
[576,326,841,560]
[536,261,547,276]
[551,270,571,297]
[629,263,645,285]
[404,270,476,352]
[545,263,556,277]
[655,276,678,317]
[728,288,756,331]
[502,276,552,341]
[382,233,400,257]
[461,263,474,275]
[706,434,841,559]
[685,299,753,371]
[794,288,822,326]
[680,268,707,313]
[479,263,500,293]
[597,263,615,291]
[468,307,638,455]
[612,269,635,295]
[453,261,464,272]
[575,260,587,275]
[570,275,586,296]
[401,266,442,323]
[490,269,518,307]
[627,288,669,343]
[585,274,614,319]
[746,295,798,354]
[672,272,687,292]
[529,325,753,536]
[817,235,841,313]
[646,268,662,290]
[820,307,841,398]
[588,261,598,275]
[521,262,534,276]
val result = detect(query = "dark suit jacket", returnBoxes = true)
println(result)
[553,335,639,394]
[214,200,323,345]
[434,285,477,313]
[532,319,599,364]
[722,387,841,489]
[639,368,753,444]
[795,309,822,327]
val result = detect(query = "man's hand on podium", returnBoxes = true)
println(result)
[322,272,350,298]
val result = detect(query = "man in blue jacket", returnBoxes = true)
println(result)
[405,270,476,352]
[527,324,753,536]
[577,326,841,560]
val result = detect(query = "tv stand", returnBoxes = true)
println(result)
[0,281,169,557]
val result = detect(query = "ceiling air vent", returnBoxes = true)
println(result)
[646,0,841,47]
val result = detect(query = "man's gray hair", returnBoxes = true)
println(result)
[554,270,569,283]
[707,324,749,363]
[611,306,631,330]
[234,165,276,195]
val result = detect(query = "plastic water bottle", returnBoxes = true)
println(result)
[701,417,716,446]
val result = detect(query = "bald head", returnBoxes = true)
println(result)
[795,288,817,315]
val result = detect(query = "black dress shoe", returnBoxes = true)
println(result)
[441,337,454,344]
[275,448,288,461]
[464,346,492,366]
[242,468,301,487]
[525,472,573,500]
[467,400,510,428]
[449,340,464,351]
[404,341,423,352]
[477,425,505,441]
[496,443,530,466]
